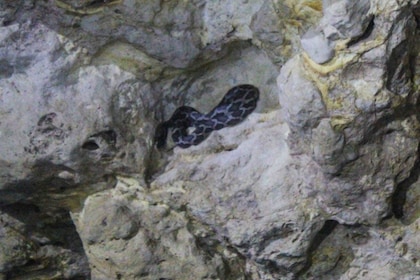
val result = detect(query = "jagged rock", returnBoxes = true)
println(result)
[150,112,327,279]
[74,177,242,279]
[0,213,35,273]
[341,220,420,279]
[321,0,372,40]
[0,20,154,279]
[0,0,419,279]
[0,206,90,279]
[300,221,420,279]
[277,55,326,133]
[301,0,373,63]
[301,27,335,64]
[280,0,419,226]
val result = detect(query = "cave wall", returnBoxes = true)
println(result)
[0,0,419,279]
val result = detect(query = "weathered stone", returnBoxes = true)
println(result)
[0,207,90,279]
[300,221,420,279]
[302,0,374,64]
[150,111,331,278]
[321,0,372,40]
[0,213,34,273]
[74,177,238,279]
[278,56,326,129]
[0,20,152,279]
[301,27,335,64]
[279,1,420,226]
[341,220,420,279]
[0,0,419,279]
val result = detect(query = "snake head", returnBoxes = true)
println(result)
[154,122,169,149]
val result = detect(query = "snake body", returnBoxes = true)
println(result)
[155,84,259,149]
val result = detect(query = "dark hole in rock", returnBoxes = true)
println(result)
[414,6,420,27]
[308,220,338,252]
[392,144,420,220]
[2,19,13,26]
[296,220,338,277]
[82,140,99,150]
[37,112,57,126]
[86,0,109,8]
[347,16,375,47]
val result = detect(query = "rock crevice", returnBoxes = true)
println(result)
[0,0,419,279]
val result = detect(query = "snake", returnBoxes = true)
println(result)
[154,84,259,149]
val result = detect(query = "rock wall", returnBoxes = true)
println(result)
[0,0,419,279]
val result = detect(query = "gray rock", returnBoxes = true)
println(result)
[279,1,420,226]
[341,220,420,279]
[0,0,419,279]
[311,118,346,174]
[301,0,374,64]
[74,178,235,279]
[0,21,153,279]
[301,28,335,64]
[0,213,34,273]
[277,55,326,129]
[151,113,327,278]
[0,208,90,278]
[322,0,372,40]
[277,55,326,153]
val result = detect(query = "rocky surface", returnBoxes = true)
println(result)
[0,0,419,279]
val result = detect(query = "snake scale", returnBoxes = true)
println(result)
[154,84,259,149]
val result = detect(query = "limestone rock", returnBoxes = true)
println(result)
[281,0,420,225]
[321,0,372,40]
[0,0,419,279]
[301,27,335,64]
[301,0,373,63]
[0,21,153,196]
[300,221,420,279]
[0,20,156,279]
[341,220,420,279]
[74,177,239,280]
[150,111,330,279]
[0,206,90,279]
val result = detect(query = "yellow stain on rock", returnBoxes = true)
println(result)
[55,0,122,15]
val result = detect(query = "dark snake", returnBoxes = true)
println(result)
[154,84,259,149]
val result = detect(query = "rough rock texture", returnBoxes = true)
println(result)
[73,177,249,279]
[0,0,419,279]
[301,0,373,63]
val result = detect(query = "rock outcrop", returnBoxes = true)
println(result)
[0,0,419,279]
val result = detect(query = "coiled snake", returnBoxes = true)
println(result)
[154,84,259,149]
